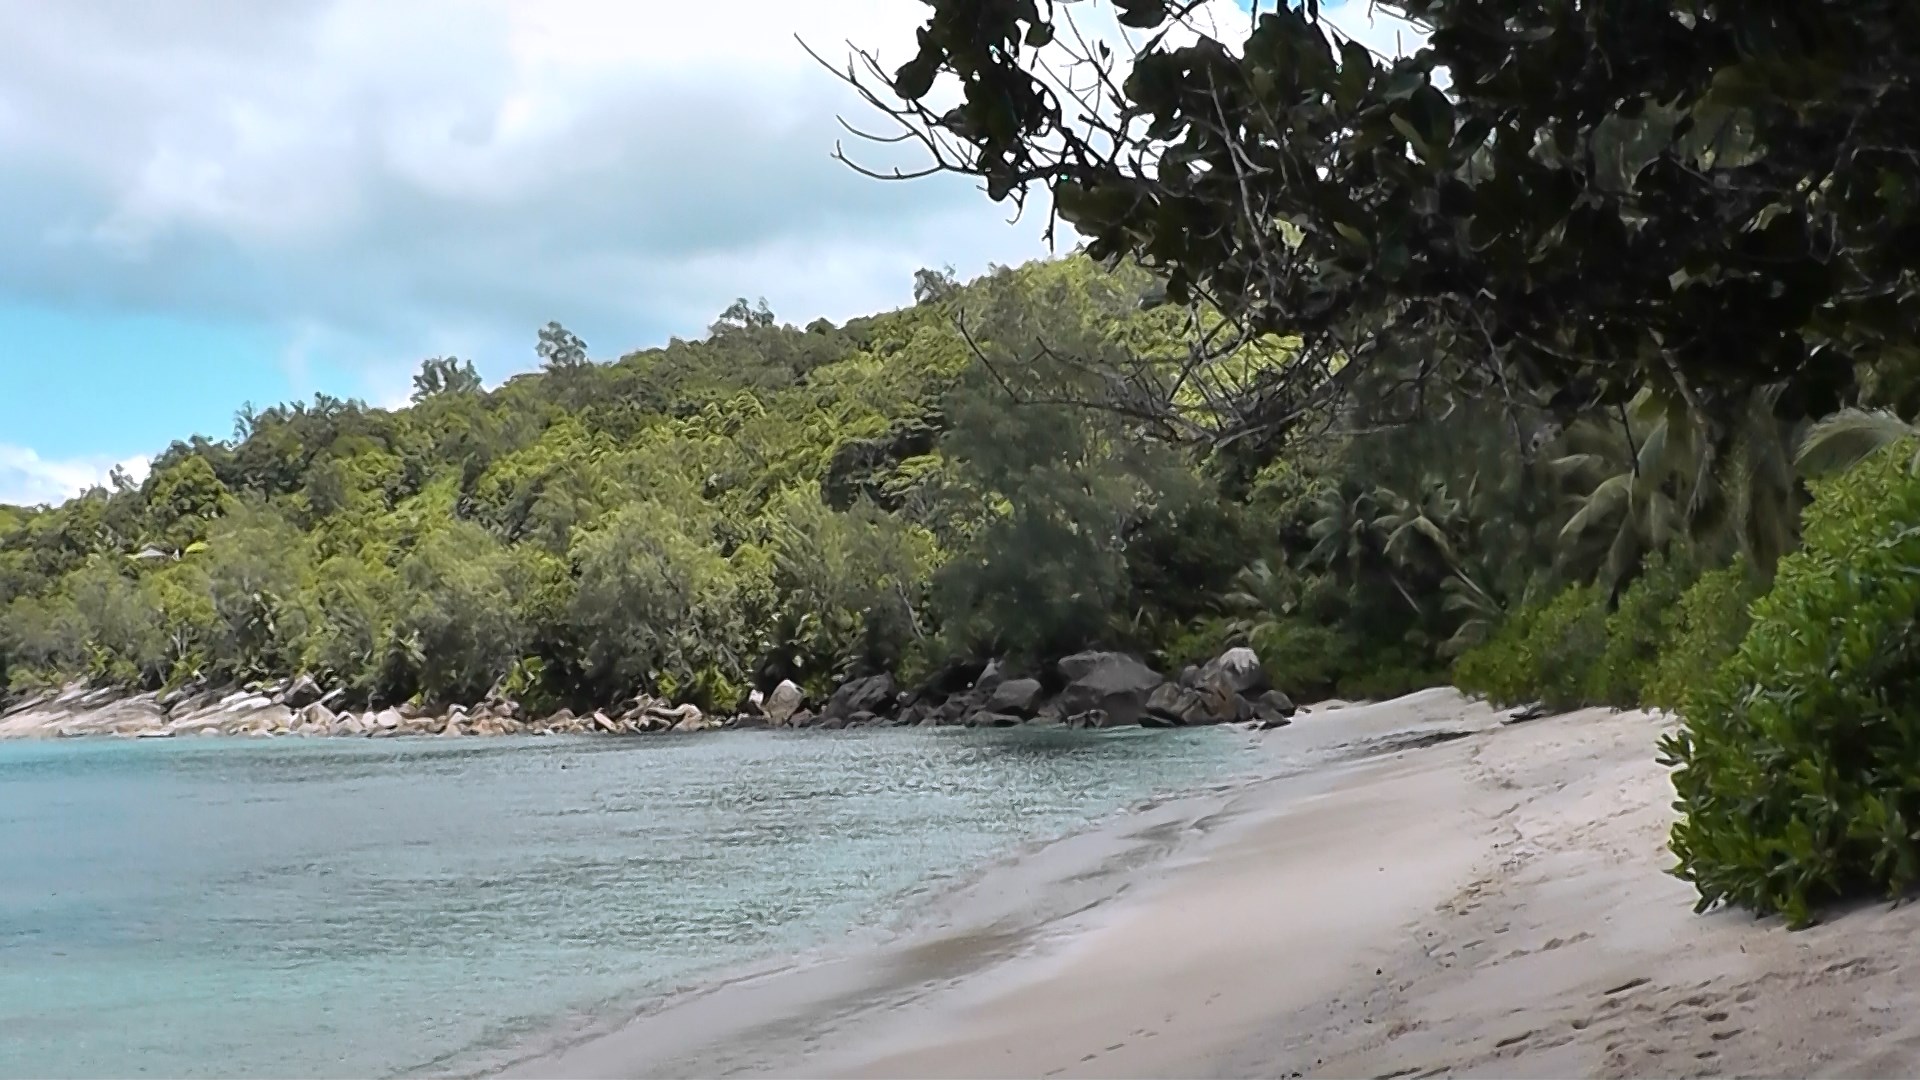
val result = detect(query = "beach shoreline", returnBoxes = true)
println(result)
[491,688,1920,1080]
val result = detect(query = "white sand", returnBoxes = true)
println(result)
[497,690,1920,1079]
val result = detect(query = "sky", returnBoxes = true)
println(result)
[0,0,1422,507]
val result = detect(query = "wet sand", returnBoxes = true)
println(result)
[491,689,1920,1079]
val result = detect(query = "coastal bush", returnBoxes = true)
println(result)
[1452,583,1608,710]
[1593,553,1693,709]
[1664,445,1920,925]
[1641,559,1762,715]
[1249,617,1350,700]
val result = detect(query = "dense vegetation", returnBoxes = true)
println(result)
[838,0,1920,923]
[0,257,1464,714]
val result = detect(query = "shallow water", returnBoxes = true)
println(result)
[0,726,1247,1078]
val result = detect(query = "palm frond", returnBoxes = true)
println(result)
[1794,408,1919,477]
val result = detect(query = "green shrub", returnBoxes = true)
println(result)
[1593,553,1693,708]
[1664,445,1920,925]
[1641,558,1762,714]
[1453,582,1608,710]
[1249,617,1351,700]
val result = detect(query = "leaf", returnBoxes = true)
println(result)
[892,55,938,100]
[1115,0,1168,29]
[1795,409,1919,477]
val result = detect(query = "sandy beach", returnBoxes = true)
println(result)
[491,689,1920,1079]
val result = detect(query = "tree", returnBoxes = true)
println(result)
[912,266,960,305]
[830,1,1919,439]
[143,454,230,550]
[709,297,777,337]
[410,356,483,402]
[536,322,590,373]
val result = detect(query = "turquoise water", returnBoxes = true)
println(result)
[0,726,1246,1078]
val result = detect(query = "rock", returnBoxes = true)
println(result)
[280,674,325,709]
[1064,708,1113,729]
[645,699,706,722]
[318,687,347,710]
[984,677,1045,718]
[897,701,932,728]
[973,659,1005,693]
[1144,682,1196,726]
[1200,647,1273,698]
[593,710,619,734]
[672,711,718,733]
[298,703,337,733]
[1178,664,1202,689]
[732,711,770,730]
[372,707,404,730]
[787,708,817,729]
[1181,680,1250,726]
[825,674,897,721]
[1056,652,1164,727]
[764,680,806,726]
[965,711,1023,728]
[547,708,577,728]
[741,688,766,717]
[849,710,879,727]
[1504,702,1550,725]
[221,691,274,713]
[1252,689,1296,724]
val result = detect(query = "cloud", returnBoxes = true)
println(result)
[0,0,1427,416]
[0,0,1064,389]
[0,445,150,508]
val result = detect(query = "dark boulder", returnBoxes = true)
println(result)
[984,677,1045,718]
[825,673,897,721]
[1057,652,1164,726]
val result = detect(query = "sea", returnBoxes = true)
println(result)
[0,725,1249,1078]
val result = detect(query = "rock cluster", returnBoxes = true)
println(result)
[762,646,1295,734]
[0,647,1294,741]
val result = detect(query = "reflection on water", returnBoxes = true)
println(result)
[0,726,1243,1078]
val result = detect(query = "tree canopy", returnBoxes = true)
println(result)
[833,0,1918,439]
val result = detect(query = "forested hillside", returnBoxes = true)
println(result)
[0,258,1328,713]
[0,246,1693,719]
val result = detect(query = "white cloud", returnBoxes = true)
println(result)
[0,0,1429,413]
[0,445,150,508]
[0,0,1058,383]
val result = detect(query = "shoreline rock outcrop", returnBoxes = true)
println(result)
[0,646,1296,742]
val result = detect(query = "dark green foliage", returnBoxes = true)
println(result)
[1592,553,1695,709]
[1453,583,1608,712]
[1642,560,1763,715]
[1663,446,1920,925]
[857,0,1911,440]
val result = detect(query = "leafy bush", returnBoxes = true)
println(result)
[1250,617,1352,700]
[1664,445,1920,925]
[1641,558,1761,714]
[1453,582,1608,710]
[1593,553,1694,708]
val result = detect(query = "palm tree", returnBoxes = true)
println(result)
[1551,390,1691,592]
[1794,407,1920,476]
[1554,384,1803,588]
